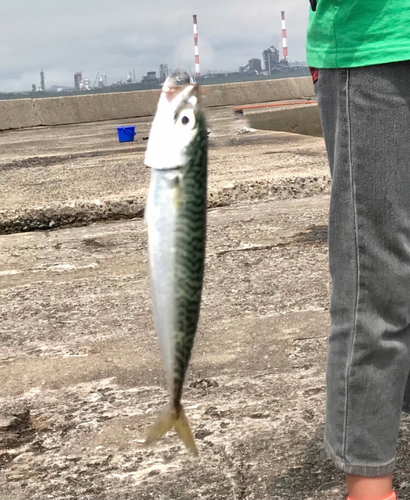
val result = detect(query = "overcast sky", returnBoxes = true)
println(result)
[0,0,310,92]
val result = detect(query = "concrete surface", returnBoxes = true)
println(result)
[0,99,41,130]
[35,90,161,127]
[0,106,329,234]
[2,197,410,500]
[0,194,337,500]
[2,105,410,500]
[0,77,314,131]
[200,76,314,108]
[245,103,322,137]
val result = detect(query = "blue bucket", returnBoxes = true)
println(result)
[117,126,136,142]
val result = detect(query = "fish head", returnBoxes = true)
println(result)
[145,72,203,170]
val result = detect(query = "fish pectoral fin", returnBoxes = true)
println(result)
[172,176,182,211]
[144,404,198,456]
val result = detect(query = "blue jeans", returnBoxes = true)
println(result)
[316,62,410,476]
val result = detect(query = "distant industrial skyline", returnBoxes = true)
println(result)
[0,0,309,93]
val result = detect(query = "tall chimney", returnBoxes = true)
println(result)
[281,11,288,61]
[193,15,200,79]
[40,70,45,92]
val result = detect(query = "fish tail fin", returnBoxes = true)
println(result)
[144,404,198,456]
[174,406,198,456]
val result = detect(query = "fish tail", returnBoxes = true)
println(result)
[174,406,198,455]
[144,404,198,456]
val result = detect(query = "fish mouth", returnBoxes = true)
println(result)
[162,69,197,101]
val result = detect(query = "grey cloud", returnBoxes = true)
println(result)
[0,0,309,92]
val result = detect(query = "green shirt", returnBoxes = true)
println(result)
[306,1,410,68]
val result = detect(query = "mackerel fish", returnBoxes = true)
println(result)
[144,72,208,455]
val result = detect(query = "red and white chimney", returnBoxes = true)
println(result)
[281,11,288,61]
[193,15,200,79]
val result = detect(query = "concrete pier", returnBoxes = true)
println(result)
[0,77,315,131]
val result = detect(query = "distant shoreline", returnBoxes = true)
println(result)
[0,68,310,101]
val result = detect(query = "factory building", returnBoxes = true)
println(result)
[74,72,82,91]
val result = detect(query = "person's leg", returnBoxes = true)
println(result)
[346,474,394,500]
[316,61,410,498]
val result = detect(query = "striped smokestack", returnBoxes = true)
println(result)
[281,11,288,61]
[193,15,200,79]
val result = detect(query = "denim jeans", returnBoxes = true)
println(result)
[316,62,410,476]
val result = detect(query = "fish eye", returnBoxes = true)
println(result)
[177,109,195,129]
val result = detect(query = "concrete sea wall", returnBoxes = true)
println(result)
[246,104,322,137]
[0,77,314,131]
